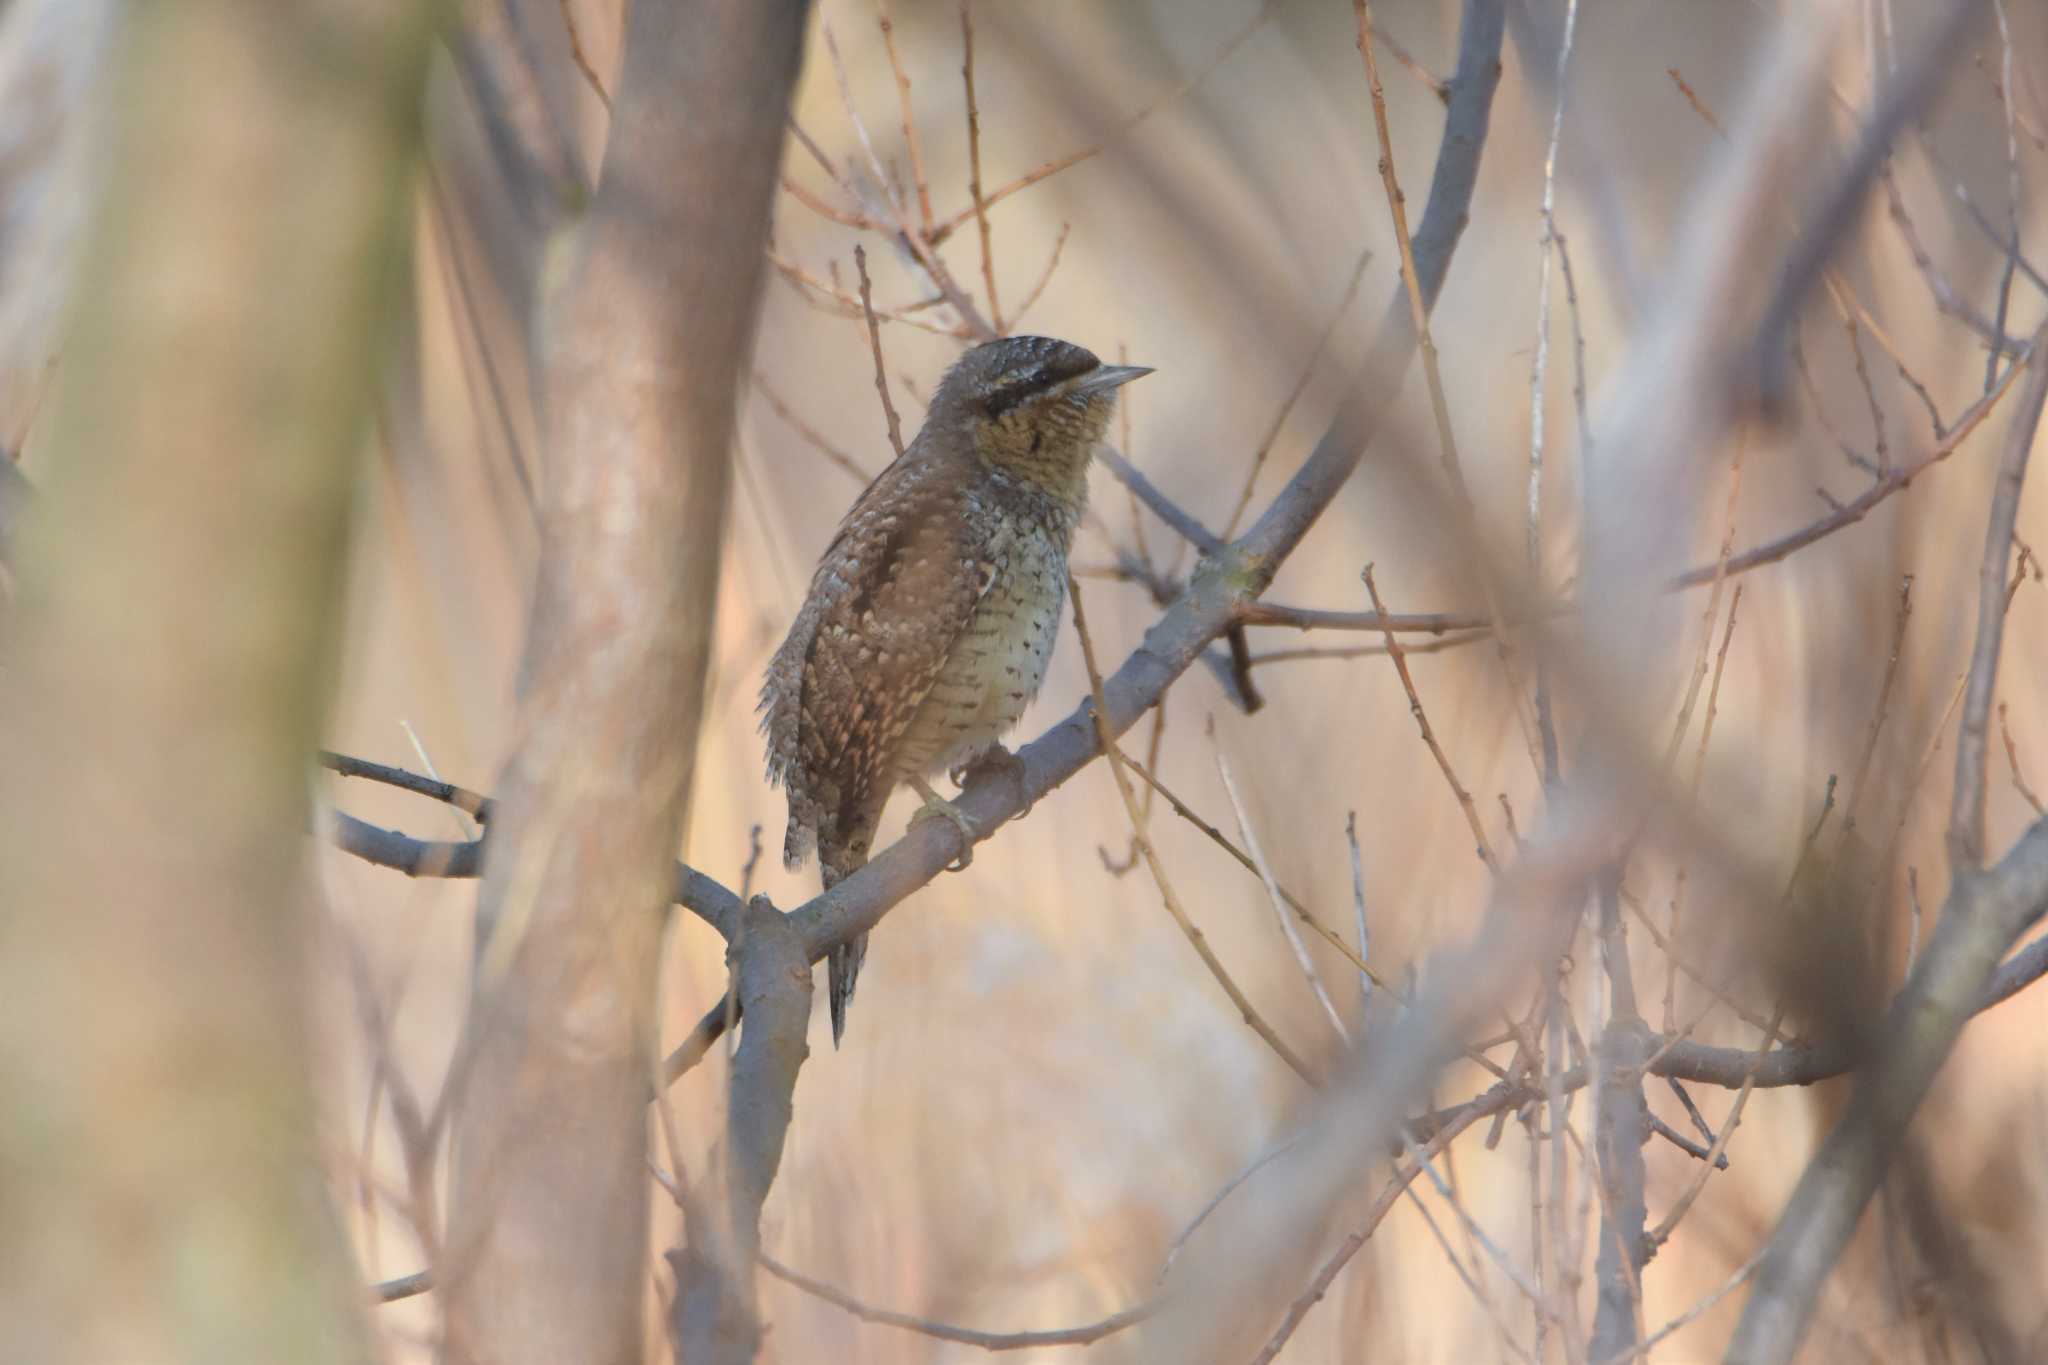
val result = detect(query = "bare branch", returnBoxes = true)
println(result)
[926,2,1279,242]
[438,6,806,1362]
[2000,701,2045,816]
[557,0,612,111]
[1006,221,1069,332]
[1728,326,2047,1364]
[872,0,932,234]
[671,902,810,1362]
[1069,577,1321,1086]
[321,749,493,821]
[1950,324,2048,869]
[759,1254,1155,1351]
[852,243,906,459]
[959,0,999,332]
[755,374,876,484]
[1363,564,1498,872]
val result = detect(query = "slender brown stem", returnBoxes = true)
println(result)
[852,244,906,459]
[959,0,1001,332]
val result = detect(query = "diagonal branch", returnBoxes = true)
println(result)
[1725,329,2048,1365]
[1950,324,2048,869]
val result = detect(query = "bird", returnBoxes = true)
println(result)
[760,334,1152,1044]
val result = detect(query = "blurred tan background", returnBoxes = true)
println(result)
[9,0,2041,1360]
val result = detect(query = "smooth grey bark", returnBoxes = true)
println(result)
[438,3,809,1364]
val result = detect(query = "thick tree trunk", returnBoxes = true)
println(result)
[439,4,810,1363]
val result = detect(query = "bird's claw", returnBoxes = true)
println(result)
[952,744,1034,820]
[909,779,976,871]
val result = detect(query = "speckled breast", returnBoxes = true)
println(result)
[894,518,1068,780]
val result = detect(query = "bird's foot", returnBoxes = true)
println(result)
[908,775,976,871]
[951,744,1034,820]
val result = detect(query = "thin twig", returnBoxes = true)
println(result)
[768,250,968,336]
[320,750,492,821]
[852,244,906,459]
[1999,701,2045,816]
[1402,1130,1549,1307]
[1069,578,1320,1086]
[1527,0,1580,575]
[1215,739,1351,1044]
[1250,350,2032,641]
[1985,0,2020,395]
[1362,564,1498,871]
[872,0,933,234]
[1649,1007,1785,1245]
[756,374,876,484]
[557,0,612,111]
[1394,1166,1537,1364]
[759,1254,1155,1351]
[1249,1101,1494,1364]
[1158,1134,1306,1282]
[1221,248,1372,540]
[1356,0,1541,773]
[1645,1114,1728,1168]
[1871,670,1970,905]
[1007,223,1069,331]
[1665,66,1723,133]
[779,172,882,231]
[1662,435,1748,772]
[1840,575,1915,841]
[1823,275,1890,473]
[1348,812,1372,1003]
[1594,1249,1764,1365]
[959,1,1001,332]
[927,2,1278,242]
[1659,442,1747,1028]
[821,22,899,218]
[1248,632,1490,665]
[1114,749,1432,1004]
[1099,700,1166,874]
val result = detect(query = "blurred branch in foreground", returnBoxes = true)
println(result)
[0,0,432,1360]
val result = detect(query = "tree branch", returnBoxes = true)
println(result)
[1590,869,1649,1362]
[1950,324,2048,869]
[438,4,807,1362]
[1726,328,2048,1365]
[671,900,811,1362]
[758,1254,1156,1351]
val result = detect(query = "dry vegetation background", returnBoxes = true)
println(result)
[2,0,2046,1362]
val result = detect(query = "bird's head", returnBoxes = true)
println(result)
[930,335,1151,502]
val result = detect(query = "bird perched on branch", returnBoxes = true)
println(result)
[761,335,1151,1044]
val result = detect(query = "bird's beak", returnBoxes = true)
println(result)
[1076,364,1154,392]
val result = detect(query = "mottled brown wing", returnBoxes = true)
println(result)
[760,453,990,871]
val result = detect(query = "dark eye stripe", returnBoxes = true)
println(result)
[984,373,1049,418]
[984,349,1098,418]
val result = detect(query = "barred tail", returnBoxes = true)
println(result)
[827,935,868,1047]
[818,821,877,1047]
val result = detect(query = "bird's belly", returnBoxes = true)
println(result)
[895,561,1063,779]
